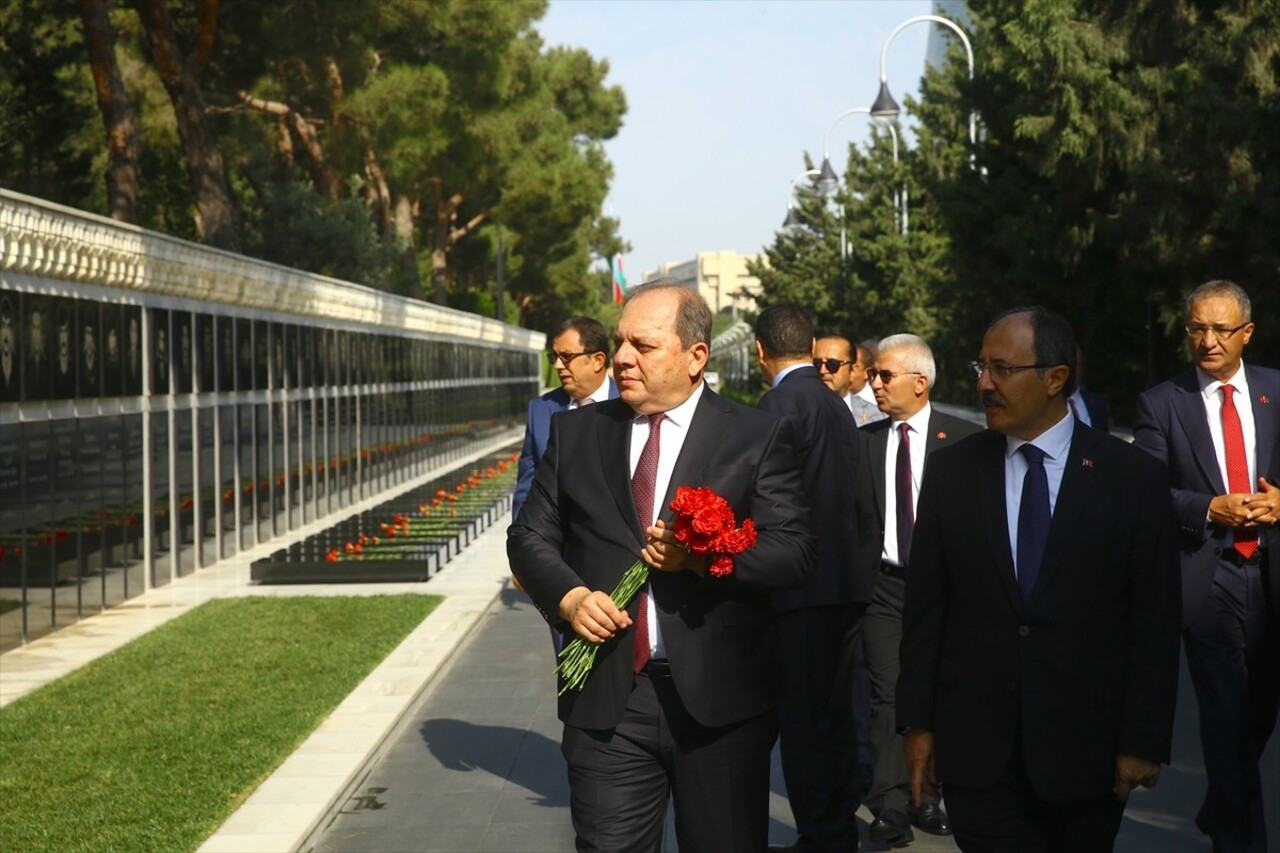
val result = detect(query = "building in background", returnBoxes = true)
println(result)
[642,251,764,316]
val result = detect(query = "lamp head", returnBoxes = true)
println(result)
[870,80,900,124]
[817,157,840,197]
[782,206,802,232]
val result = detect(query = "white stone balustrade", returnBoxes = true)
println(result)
[0,188,542,351]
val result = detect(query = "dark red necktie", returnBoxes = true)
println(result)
[896,422,914,566]
[1221,385,1258,559]
[631,413,665,672]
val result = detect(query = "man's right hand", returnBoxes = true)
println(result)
[558,586,632,644]
[1209,491,1269,528]
[904,729,941,807]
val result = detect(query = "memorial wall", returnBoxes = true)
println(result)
[0,189,543,651]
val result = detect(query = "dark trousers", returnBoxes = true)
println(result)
[777,604,863,852]
[864,569,916,817]
[944,744,1124,853]
[562,670,777,853]
[1184,554,1280,853]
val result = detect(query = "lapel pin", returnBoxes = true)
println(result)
[936,431,947,439]
[1082,458,1095,468]
[1261,395,1270,405]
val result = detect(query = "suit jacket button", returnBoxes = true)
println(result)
[1018,625,1030,637]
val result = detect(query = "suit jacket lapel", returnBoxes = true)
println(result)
[1247,365,1277,480]
[597,401,644,544]
[1172,371,1224,493]
[869,424,889,528]
[977,432,1023,615]
[1027,426,1098,606]
[659,390,725,520]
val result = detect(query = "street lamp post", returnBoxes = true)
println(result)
[782,168,821,233]
[871,14,975,163]
[816,106,905,236]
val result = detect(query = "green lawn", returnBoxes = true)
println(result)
[0,594,438,852]
[0,599,21,617]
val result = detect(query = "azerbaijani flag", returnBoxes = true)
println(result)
[611,254,627,304]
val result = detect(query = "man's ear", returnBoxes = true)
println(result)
[1044,363,1070,398]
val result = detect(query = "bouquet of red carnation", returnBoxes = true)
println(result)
[555,485,758,693]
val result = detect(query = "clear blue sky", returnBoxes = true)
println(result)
[537,0,937,281]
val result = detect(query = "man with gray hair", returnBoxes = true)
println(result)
[854,333,981,846]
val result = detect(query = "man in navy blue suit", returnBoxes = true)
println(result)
[756,304,864,853]
[1134,279,1279,853]
[513,316,617,519]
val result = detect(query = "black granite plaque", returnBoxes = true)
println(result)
[22,421,52,532]
[270,322,284,389]
[77,416,104,529]
[283,324,296,390]
[77,300,101,399]
[196,313,214,392]
[174,311,193,394]
[0,290,20,404]
[237,318,253,391]
[218,316,235,392]
[51,418,78,532]
[151,309,171,395]
[254,321,269,390]
[296,326,312,388]
[53,297,77,400]
[0,426,20,551]
[23,292,51,401]
[122,305,143,397]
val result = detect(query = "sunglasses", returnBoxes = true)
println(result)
[813,357,854,374]
[866,369,924,384]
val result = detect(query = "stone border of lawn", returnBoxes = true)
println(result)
[197,507,515,853]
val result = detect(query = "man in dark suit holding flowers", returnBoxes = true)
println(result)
[509,281,816,852]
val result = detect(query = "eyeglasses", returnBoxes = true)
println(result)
[546,350,593,365]
[968,360,1059,381]
[1185,322,1249,341]
[867,368,924,384]
[813,357,854,374]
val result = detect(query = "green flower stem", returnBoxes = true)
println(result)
[555,560,650,694]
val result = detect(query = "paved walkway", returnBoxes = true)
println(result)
[4,436,1277,851]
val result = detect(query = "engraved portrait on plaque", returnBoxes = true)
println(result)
[153,310,170,394]
[54,298,77,400]
[0,293,17,403]
[79,300,100,398]
[175,312,193,393]
[24,293,51,401]
[123,306,143,396]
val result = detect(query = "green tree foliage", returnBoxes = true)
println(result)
[758,0,1277,415]
[0,0,626,332]
[915,0,1279,411]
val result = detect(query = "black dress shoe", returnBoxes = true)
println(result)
[907,800,953,836]
[869,809,914,847]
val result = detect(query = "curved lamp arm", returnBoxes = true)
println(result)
[875,14,976,150]
[782,168,821,230]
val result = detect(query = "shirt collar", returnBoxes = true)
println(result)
[633,380,705,428]
[1197,362,1248,399]
[893,402,933,434]
[574,375,612,406]
[1006,408,1074,461]
[771,362,811,388]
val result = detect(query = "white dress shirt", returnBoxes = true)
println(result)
[1197,363,1257,546]
[1067,389,1092,426]
[1004,410,1075,580]
[629,381,706,660]
[882,403,932,567]
[567,376,612,409]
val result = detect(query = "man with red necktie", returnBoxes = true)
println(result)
[509,281,816,852]
[1134,279,1280,853]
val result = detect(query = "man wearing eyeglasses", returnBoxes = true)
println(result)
[1133,279,1279,853]
[897,306,1181,852]
[814,336,887,428]
[756,305,864,853]
[853,333,980,847]
[514,316,617,521]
